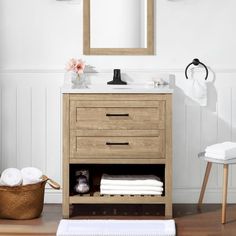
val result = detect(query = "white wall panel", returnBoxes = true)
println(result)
[0,70,236,203]
[32,87,46,172]
[1,87,17,169]
[45,87,62,185]
[16,87,32,168]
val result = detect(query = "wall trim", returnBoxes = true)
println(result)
[45,189,62,204]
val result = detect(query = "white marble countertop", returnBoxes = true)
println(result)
[61,84,174,94]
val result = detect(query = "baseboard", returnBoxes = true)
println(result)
[45,189,62,204]
[45,188,236,204]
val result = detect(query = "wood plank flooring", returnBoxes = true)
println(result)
[0,204,236,236]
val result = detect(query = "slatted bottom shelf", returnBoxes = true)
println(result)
[69,191,166,204]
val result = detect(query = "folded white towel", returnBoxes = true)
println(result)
[101,174,163,187]
[21,167,43,185]
[100,189,162,195]
[0,168,23,187]
[100,185,163,192]
[205,152,236,160]
[205,142,236,158]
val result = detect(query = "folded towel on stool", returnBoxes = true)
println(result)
[21,167,43,185]
[205,142,236,159]
[0,168,23,186]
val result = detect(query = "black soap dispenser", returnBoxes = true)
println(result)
[107,69,127,85]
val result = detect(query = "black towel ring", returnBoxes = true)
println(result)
[185,58,208,80]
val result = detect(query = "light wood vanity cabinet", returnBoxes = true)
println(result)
[63,94,172,218]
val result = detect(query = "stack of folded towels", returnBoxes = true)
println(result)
[0,167,43,187]
[205,142,236,160]
[100,174,163,195]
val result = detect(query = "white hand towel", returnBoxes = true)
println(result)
[100,185,163,192]
[100,189,162,195]
[205,142,236,158]
[0,168,23,186]
[185,78,207,106]
[101,174,163,187]
[21,167,43,185]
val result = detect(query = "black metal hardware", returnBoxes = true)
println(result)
[106,113,129,117]
[106,142,129,145]
[185,58,208,80]
[107,69,127,85]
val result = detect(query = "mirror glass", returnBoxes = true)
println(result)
[90,0,147,49]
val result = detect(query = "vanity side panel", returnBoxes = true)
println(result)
[63,94,70,218]
[165,94,173,216]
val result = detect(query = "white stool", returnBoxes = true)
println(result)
[198,152,236,224]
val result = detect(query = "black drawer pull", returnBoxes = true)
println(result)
[106,113,129,117]
[106,142,129,146]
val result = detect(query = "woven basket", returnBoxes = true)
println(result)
[0,175,60,220]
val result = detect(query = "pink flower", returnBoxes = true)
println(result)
[66,58,85,74]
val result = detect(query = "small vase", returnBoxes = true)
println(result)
[64,71,77,86]
[64,71,88,88]
[73,73,88,89]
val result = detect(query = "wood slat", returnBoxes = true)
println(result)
[69,158,166,164]
[70,193,166,204]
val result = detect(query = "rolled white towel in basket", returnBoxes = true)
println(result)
[0,168,23,187]
[21,167,43,185]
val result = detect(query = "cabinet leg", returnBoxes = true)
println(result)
[165,203,173,217]
[62,203,70,219]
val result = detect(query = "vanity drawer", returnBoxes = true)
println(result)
[70,100,165,130]
[70,131,165,159]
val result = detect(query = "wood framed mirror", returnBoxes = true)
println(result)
[83,0,154,55]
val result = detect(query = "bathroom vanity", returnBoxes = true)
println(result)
[62,82,173,218]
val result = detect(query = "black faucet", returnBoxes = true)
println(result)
[107,69,127,85]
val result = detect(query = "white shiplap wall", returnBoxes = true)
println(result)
[1,69,236,203]
[0,72,63,202]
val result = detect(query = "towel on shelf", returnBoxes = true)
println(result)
[101,174,163,187]
[100,185,163,192]
[205,142,236,159]
[21,167,43,185]
[100,189,162,195]
[0,168,23,187]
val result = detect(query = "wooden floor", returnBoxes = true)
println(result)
[0,204,236,236]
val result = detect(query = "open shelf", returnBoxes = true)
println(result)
[69,164,165,197]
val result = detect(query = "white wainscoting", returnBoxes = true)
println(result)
[1,69,236,203]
